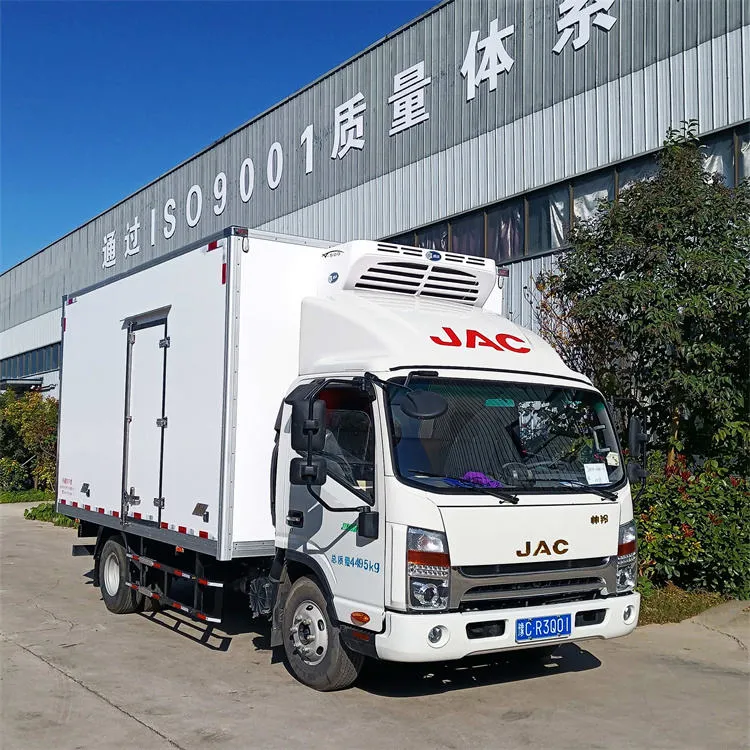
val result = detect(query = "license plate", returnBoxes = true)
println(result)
[515,613,572,642]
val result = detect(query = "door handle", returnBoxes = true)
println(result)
[286,511,304,528]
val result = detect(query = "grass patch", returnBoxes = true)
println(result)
[23,501,77,528]
[1,489,55,504]
[638,582,726,625]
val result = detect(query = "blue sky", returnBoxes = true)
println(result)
[0,0,435,271]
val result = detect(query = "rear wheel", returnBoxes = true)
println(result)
[99,537,141,614]
[281,576,363,691]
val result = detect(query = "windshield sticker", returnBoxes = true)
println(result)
[584,463,610,485]
[606,452,620,467]
[485,398,515,407]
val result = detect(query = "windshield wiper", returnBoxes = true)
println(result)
[406,469,519,504]
[556,480,617,501]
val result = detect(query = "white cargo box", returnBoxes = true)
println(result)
[57,227,332,560]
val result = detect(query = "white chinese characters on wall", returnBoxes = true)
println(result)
[124,217,141,257]
[101,232,116,269]
[97,3,620,271]
[388,62,431,136]
[331,92,367,159]
[461,17,515,102]
[553,0,617,54]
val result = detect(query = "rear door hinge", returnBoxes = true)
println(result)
[125,487,140,506]
[159,337,170,349]
[153,497,165,509]
[156,417,168,428]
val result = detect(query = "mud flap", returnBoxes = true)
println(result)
[269,557,289,650]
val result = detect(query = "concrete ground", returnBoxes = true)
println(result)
[1,502,748,750]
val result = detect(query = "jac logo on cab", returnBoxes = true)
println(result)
[516,539,569,557]
[430,326,531,354]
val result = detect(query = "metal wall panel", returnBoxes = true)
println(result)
[1,0,748,339]
[0,309,60,356]
[501,253,560,332]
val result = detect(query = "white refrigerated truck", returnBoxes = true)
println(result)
[57,226,645,690]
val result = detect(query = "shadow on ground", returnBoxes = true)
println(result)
[82,565,602,695]
[356,644,601,697]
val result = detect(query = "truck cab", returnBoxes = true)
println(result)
[271,242,641,689]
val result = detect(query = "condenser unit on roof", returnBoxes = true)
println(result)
[321,240,498,308]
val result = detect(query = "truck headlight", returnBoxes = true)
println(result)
[407,527,450,611]
[617,520,637,593]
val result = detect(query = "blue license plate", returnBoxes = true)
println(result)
[515,613,572,642]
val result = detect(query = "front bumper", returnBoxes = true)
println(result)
[375,593,640,663]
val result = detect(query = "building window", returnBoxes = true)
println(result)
[487,200,524,262]
[703,131,735,187]
[738,125,750,183]
[0,342,62,381]
[415,223,448,252]
[527,187,569,254]
[388,232,416,247]
[573,172,614,224]
[618,156,658,194]
[450,212,484,257]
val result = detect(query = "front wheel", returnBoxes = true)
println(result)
[281,576,363,691]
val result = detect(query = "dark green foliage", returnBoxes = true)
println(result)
[23,502,76,527]
[0,489,55,504]
[0,390,58,489]
[536,122,750,469]
[637,582,725,625]
[0,390,32,485]
[0,457,28,491]
[637,453,750,599]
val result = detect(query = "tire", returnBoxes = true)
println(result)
[99,537,141,614]
[281,576,364,691]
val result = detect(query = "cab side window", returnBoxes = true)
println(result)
[315,387,375,500]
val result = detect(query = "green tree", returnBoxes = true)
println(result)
[535,122,750,470]
[1,391,59,490]
[0,390,30,468]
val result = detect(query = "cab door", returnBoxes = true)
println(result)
[283,382,385,631]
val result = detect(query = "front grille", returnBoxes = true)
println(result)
[459,577,605,612]
[451,557,617,612]
[459,557,610,578]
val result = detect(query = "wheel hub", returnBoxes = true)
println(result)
[289,600,328,665]
[103,551,121,597]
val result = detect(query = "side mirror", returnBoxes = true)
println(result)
[627,462,647,484]
[290,457,327,486]
[628,415,649,460]
[400,390,448,420]
[357,510,379,540]
[291,399,326,454]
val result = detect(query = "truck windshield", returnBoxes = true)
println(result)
[385,378,624,493]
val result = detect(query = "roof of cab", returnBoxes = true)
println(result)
[299,291,591,386]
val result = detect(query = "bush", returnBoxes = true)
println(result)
[0,457,29,491]
[0,489,54,504]
[637,582,725,625]
[23,502,76,527]
[1,391,58,490]
[636,452,750,598]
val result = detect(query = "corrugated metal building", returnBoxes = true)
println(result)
[2,0,749,395]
